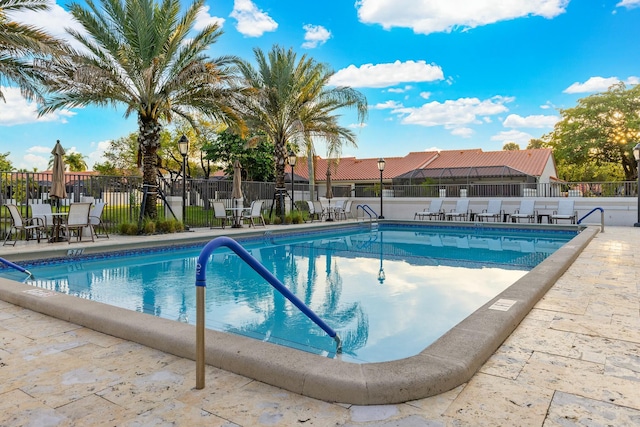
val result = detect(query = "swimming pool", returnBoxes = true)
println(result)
[0,224,576,363]
[0,221,595,404]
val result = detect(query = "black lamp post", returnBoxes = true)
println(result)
[634,143,640,227]
[377,158,385,219]
[177,135,189,227]
[288,151,297,213]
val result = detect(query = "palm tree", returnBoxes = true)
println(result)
[0,0,69,102]
[47,149,88,171]
[39,0,244,218]
[237,45,367,215]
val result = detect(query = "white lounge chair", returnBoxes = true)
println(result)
[31,203,54,238]
[414,199,444,220]
[241,200,266,227]
[476,199,503,222]
[445,199,470,221]
[511,200,537,223]
[551,200,577,224]
[3,204,45,245]
[211,201,232,229]
[63,202,94,243]
[89,202,109,238]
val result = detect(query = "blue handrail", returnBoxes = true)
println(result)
[356,204,378,220]
[0,257,33,278]
[194,236,341,389]
[577,207,605,232]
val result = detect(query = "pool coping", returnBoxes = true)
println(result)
[0,222,599,404]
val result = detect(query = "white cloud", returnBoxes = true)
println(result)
[502,114,559,128]
[490,130,535,145]
[617,0,640,9]
[356,0,568,35]
[0,87,76,126]
[387,85,413,93]
[563,76,620,93]
[330,60,444,88]
[302,24,331,49]
[372,100,403,109]
[87,140,112,168]
[27,146,51,154]
[450,127,473,138]
[9,0,87,51]
[194,5,225,31]
[539,101,556,110]
[348,122,367,129]
[392,96,513,127]
[21,153,48,171]
[419,92,431,99]
[563,76,639,93]
[230,0,278,37]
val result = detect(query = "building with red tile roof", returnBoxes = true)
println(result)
[291,148,557,188]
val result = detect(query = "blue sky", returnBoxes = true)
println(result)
[2,0,640,170]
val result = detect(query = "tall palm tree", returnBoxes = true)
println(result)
[39,0,244,218]
[237,45,367,215]
[0,0,69,102]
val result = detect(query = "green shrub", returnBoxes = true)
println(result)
[142,218,156,234]
[118,222,138,235]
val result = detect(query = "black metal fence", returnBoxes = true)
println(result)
[1,170,637,240]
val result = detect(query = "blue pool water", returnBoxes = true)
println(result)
[0,225,577,363]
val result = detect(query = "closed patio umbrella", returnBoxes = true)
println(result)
[50,140,67,209]
[231,159,243,227]
[325,167,334,221]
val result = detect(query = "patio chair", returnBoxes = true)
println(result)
[511,200,537,223]
[211,201,232,229]
[3,204,45,246]
[89,202,109,238]
[306,200,321,222]
[445,199,470,221]
[62,202,94,244]
[551,199,577,224]
[414,199,444,220]
[31,203,54,238]
[476,199,503,222]
[241,200,266,227]
[312,200,326,221]
[336,199,353,220]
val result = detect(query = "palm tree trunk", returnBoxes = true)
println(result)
[275,140,287,216]
[139,117,163,219]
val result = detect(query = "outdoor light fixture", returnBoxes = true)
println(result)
[377,158,386,219]
[178,135,189,227]
[634,143,640,227]
[288,151,297,213]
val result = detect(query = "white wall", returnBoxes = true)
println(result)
[356,197,638,227]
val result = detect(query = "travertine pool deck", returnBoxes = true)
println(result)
[1,225,639,425]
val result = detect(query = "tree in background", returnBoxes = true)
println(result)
[502,142,520,150]
[93,133,140,176]
[0,0,69,102]
[40,0,245,219]
[546,82,640,181]
[202,129,274,182]
[236,45,367,215]
[47,149,88,171]
[0,151,13,171]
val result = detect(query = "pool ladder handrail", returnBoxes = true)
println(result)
[356,204,378,221]
[0,257,33,279]
[194,236,342,390]
[577,207,605,232]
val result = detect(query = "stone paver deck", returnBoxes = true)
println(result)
[1,226,639,426]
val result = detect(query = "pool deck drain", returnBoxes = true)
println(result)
[1,225,639,425]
